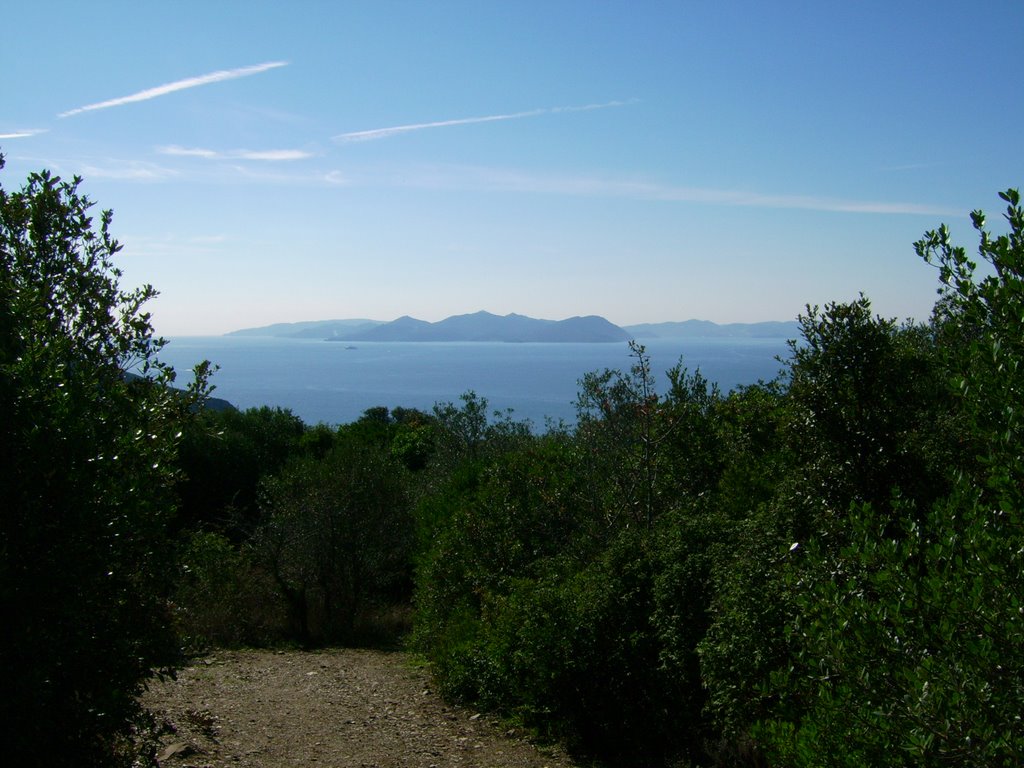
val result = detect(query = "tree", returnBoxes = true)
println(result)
[175,405,307,537]
[784,296,956,527]
[575,341,670,529]
[575,342,717,529]
[756,191,1024,766]
[252,433,413,645]
[700,297,960,761]
[0,159,209,767]
[919,189,1024,504]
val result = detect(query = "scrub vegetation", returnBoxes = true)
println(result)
[3,155,1023,766]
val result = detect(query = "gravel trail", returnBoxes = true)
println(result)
[142,648,578,768]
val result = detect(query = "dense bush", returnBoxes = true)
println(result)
[413,350,732,765]
[410,206,1024,764]
[172,530,285,649]
[748,191,1024,765]
[175,405,309,537]
[251,431,415,645]
[0,160,209,766]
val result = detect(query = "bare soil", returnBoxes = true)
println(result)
[141,648,579,768]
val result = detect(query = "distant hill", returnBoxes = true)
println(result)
[226,315,800,342]
[125,371,235,412]
[226,319,384,339]
[331,311,632,343]
[624,320,800,339]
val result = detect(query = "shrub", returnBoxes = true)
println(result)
[0,160,208,766]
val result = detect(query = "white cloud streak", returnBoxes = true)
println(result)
[367,164,960,216]
[333,100,634,143]
[120,233,228,260]
[58,61,288,118]
[236,149,311,161]
[78,160,180,181]
[158,145,312,161]
[0,128,48,139]
[160,146,219,159]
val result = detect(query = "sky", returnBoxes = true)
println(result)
[3,1,1023,336]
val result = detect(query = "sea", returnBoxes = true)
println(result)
[157,336,792,429]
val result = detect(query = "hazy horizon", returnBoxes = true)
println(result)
[4,2,1022,335]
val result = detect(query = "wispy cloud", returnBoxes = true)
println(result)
[0,128,48,140]
[222,163,349,186]
[121,232,229,259]
[159,145,312,161]
[238,149,311,161]
[365,164,960,216]
[77,160,180,181]
[333,100,635,143]
[159,146,220,159]
[58,61,288,118]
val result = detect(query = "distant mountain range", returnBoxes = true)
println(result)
[227,312,800,343]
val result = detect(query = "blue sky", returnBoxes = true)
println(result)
[3,1,1022,335]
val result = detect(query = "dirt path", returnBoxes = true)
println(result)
[142,648,578,768]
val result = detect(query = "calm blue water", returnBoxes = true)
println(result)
[157,337,791,428]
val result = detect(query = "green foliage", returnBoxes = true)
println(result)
[176,405,307,537]
[252,431,414,645]
[0,160,208,766]
[431,390,534,468]
[696,383,794,758]
[172,531,284,649]
[414,354,733,765]
[389,409,436,471]
[575,341,672,529]
[698,295,964,762]
[486,536,675,763]
[575,341,722,530]
[760,493,1024,767]
[411,433,592,653]
[713,381,789,521]
[784,296,956,526]
[919,189,1024,503]
[342,405,437,471]
[419,501,733,765]
[699,511,796,751]
[751,190,1024,766]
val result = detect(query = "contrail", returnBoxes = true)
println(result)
[159,145,312,161]
[334,100,634,143]
[0,128,47,139]
[59,61,288,118]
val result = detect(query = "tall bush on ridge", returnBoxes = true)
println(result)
[575,341,669,530]
[575,341,719,531]
[699,296,958,758]
[0,159,209,766]
[922,190,1024,503]
[783,296,957,530]
[755,191,1024,766]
